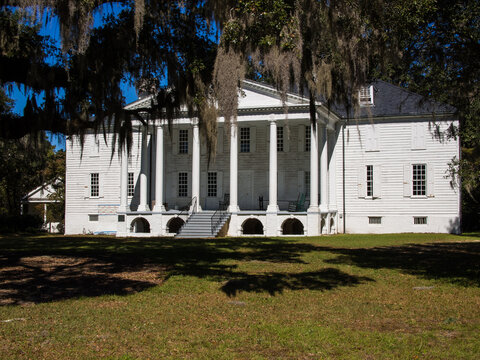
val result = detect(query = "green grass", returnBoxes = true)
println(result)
[0,233,479,359]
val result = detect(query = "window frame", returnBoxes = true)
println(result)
[412,163,427,197]
[127,172,135,197]
[359,85,374,106]
[305,126,311,152]
[178,172,188,198]
[90,173,99,198]
[178,129,189,154]
[207,172,217,198]
[277,126,284,152]
[366,165,374,198]
[240,127,250,153]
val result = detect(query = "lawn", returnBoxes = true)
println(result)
[0,233,479,359]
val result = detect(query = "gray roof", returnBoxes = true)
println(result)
[325,80,456,119]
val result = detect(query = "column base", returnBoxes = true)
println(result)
[228,205,240,213]
[137,205,150,212]
[266,204,279,213]
[153,204,166,212]
[190,204,202,212]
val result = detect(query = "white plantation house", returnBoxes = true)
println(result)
[65,80,461,237]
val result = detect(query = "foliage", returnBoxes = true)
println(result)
[0,133,55,216]
[1,1,218,155]
[0,213,43,233]
[377,0,480,229]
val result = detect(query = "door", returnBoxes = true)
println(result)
[238,170,254,210]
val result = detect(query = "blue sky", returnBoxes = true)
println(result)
[9,4,138,151]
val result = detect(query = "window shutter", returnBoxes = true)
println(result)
[357,165,366,198]
[412,123,426,150]
[403,164,412,197]
[278,170,286,200]
[284,128,290,152]
[373,165,381,198]
[366,127,373,151]
[200,171,207,198]
[427,163,435,197]
[217,130,224,154]
[250,126,256,152]
[298,125,305,152]
[172,172,178,198]
[201,137,207,155]
[217,171,223,198]
[188,129,192,155]
[99,173,104,198]
[418,123,426,149]
[366,125,378,151]
[187,172,192,197]
[298,171,305,193]
[84,174,91,198]
[372,127,379,151]
[172,129,179,155]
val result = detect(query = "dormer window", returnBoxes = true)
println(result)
[359,85,374,106]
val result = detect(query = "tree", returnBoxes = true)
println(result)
[0,133,55,215]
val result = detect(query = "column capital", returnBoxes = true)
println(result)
[191,118,199,127]
[268,114,276,123]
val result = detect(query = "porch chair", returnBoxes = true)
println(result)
[288,193,306,212]
[219,193,230,210]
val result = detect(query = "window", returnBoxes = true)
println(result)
[240,127,250,153]
[412,164,426,196]
[369,217,382,224]
[179,129,188,154]
[305,126,311,152]
[90,173,99,197]
[178,172,188,197]
[277,126,284,152]
[118,215,125,222]
[89,214,99,222]
[305,171,310,197]
[414,216,427,225]
[128,172,135,197]
[366,165,373,197]
[207,172,217,197]
[359,85,374,106]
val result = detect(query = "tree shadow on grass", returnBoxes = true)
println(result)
[0,235,370,304]
[324,242,480,287]
[221,268,373,297]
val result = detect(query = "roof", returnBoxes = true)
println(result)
[328,80,456,119]
[123,79,456,120]
[22,179,61,203]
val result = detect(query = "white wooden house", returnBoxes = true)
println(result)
[65,80,460,237]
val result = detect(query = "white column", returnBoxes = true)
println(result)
[320,124,329,211]
[228,122,239,212]
[191,121,201,211]
[119,145,128,212]
[154,124,165,212]
[138,125,150,211]
[43,203,47,224]
[267,117,279,212]
[328,128,336,208]
[308,118,319,211]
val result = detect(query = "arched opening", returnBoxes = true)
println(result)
[167,217,185,234]
[282,218,304,235]
[130,217,150,233]
[330,217,335,234]
[320,218,326,234]
[242,218,264,235]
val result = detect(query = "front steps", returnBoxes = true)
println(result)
[175,211,230,238]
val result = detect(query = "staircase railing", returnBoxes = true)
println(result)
[211,202,228,235]
[177,197,197,234]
